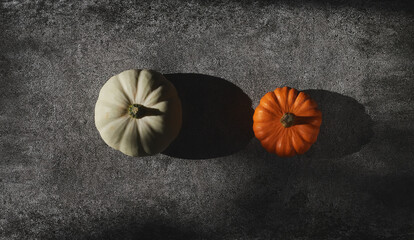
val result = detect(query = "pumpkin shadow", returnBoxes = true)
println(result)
[302,89,374,159]
[38,215,204,240]
[162,73,254,159]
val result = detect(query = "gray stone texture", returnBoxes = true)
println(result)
[1,0,413,239]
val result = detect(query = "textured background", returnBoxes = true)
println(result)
[1,0,414,239]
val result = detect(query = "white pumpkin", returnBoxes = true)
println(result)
[95,69,182,156]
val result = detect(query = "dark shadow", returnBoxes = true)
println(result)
[38,217,204,240]
[162,73,254,159]
[363,174,414,212]
[90,222,200,240]
[302,89,374,159]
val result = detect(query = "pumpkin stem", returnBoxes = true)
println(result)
[280,113,296,128]
[128,104,163,119]
[128,104,147,119]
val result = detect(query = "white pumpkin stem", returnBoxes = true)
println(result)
[128,104,162,119]
[128,104,146,118]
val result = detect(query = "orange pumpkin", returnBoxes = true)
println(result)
[253,87,322,157]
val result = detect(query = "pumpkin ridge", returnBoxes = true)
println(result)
[135,69,142,101]
[262,124,283,143]
[294,109,321,120]
[254,106,278,121]
[286,88,299,112]
[294,108,321,117]
[140,81,174,106]
[138,118,153,154]
[95,100,128,127]
[262,103,277,116]
[260,130,279,153]
[286,129,297,156]
[98,115,128,133]
[290,130,300,154]
[101,117,130,149]
[269,91,283,109]
[258,103,278,117]
[135,119,145,156]
[284,87,291,112]
[305,116,322,127]
[142,85,164,106]
[139,70,171,103]
[142,117,162,135]
[293,111,321,124]
[119,70,139,104]
[254,122,279,140]
[254,122,282,152]
[145,94,177,109]
[274,87,290,112]
[291,92,310,113]
[253,121,278,131]
[275,128,290,156]
[293,99,318,115]
[269,91,285,114]
[118,119,136,155]
[100,76,130,106]
[97,99,127,110]
[290,129,308,153]
[148,102,169,116]
[260,93,283,116]
[138,117,165,155]
[136,70,156,103]
[295,125,318,144]
[115,75,131,104]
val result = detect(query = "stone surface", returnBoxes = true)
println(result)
[1,0,413,239]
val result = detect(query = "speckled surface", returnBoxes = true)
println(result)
[1,0,414,239]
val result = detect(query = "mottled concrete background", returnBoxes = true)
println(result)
[1,0,414,239]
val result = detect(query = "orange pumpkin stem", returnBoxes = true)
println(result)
[280,113,296,128]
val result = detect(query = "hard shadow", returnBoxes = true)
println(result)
[162,73,254,159]
[302,89,374,159]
